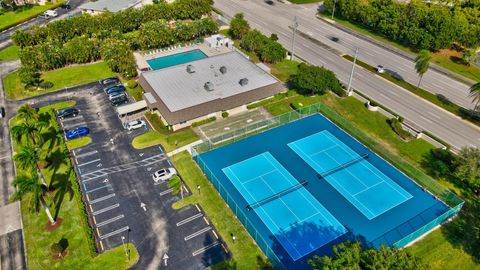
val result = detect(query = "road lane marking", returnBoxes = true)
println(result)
[176,213,203,227]
[92,203,119,215]
[90,193,115,204]
[192,242,221,256]
[427,111,441,119]
[96,215,125,227]
[78,158,101,167]
[419,116,433,124]
[184,226,212,241]
[99,226,130,240]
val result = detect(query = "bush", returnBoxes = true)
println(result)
[191,116,216,127]
[18,66,40,87]
[145,112,167,132]
[127,80,138,89]
[289,63,343,96]
[39,81,54,89]
[369,100,379,107]
[221,111,229,118]
[388,117,413,140]
[229,13,250,39]
[259,41,286,64]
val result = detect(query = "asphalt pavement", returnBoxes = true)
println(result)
[214,0,480,150]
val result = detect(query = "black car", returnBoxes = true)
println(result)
[110,95,129,106]
[60,3,71,9]
[57,107,79,119]
[0,107,5,119]
[105,85,126,95]
[101,77,121,89]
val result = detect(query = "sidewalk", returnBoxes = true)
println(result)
[167,140,203,157]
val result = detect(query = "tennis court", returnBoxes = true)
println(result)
[288,131,413,220]
[222,152,347,260]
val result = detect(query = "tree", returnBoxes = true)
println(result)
[308,241,426,270]
[414,49,431,88]
[469,82,480,111]
[462,49,477,66]
[454,147,480,189]
[16,103,39,124]
[240,30,269,53]
[230,13,250,40]
[14,146,49,188]
[18,67,41,88]
[10,173,56,225]
[10,122,42,146]
[289,63,343,96]
[168,174,184,199]
[259,41,286,64]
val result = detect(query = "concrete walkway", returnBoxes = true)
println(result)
[167,140,204,157]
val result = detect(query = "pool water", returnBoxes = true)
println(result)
[147,49,208,70]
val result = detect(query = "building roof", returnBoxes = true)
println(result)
[79,0,141,12]
[140,51,280,113]
[116,100,147,115]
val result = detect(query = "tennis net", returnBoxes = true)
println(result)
[318,153,369,178]
[246,180,308,211]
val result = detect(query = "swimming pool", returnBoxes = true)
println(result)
[194,114,455,269]
[147,49,208,70]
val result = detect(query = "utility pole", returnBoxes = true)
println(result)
[332,0,336,19]
[347,48,358,96]
[291,16,298,61]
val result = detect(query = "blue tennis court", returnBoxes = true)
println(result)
[222,152,347,260]
[288,131,412,220]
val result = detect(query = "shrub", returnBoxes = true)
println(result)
[191,117,216,127]
[145,112,167,132]
[289,63,343,96]
[259,41,286,64]
[18,66,40,87]
[388,117,413,140]
[369,100,379,107]
[39,81,54,89]
[229,13,250,39]
[221,111,229,118]
[50,243,63,257]
[127,80,138,88]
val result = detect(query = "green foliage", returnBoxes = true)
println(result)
[230,13,250,39]
[388,117,414,141]
[50,242,64,257]
[222,111,229,118]
[145,112,168,132]
[127,80,138,89]
[167,174,182,195]
[240,30,270,53]
[18,66,40,87]
[64,36,100,64]
[138,20,174,49]
[454,147,480,189]
[469,82,480,111]
[191,117,216,127]
[259,41,286,64]
[240,30,286,64]
[289,63,343,96]
[462,49,477,66]
[415,50,431,86]
[100,38,137,78]
[322,0,480,50]
[308,241,427,270]
[39,81,53,89]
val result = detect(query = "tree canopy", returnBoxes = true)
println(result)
[289,63,344,96]
[230,13,250,39]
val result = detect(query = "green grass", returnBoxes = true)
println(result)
[431,50,480,82]
[171,151,269,269]
[269,59,299,82]
[318,11,480,82]
[42,100,76,111]
[288,0,320,4]
[11,101,139,270]
[0,2,64,31]
[0,45,19,61]
[126,86,143,102]
[5,62,116,100]
[66,137,92,150]
[132,129,199,152]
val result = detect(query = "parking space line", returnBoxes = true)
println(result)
[195,204,201,212]
[86,194,91,202]
[75,150,98,158]
[96,227,101,237]
[192,242,221,256]
[176,213,203,227]
[93,216,97,224]
[85,184,111,193]
[92,203,120,215]
[78,158,101,167]
[212,230,218,239]
[184,226,212,241]
[90,193,115,204]
[64,121,87,129]
[100,226,130,240]
[159,188,173,196]
[96,215,125,227]
[61,116,84,123]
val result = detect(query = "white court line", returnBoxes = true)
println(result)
[99,226,129,240]
[176,213,203,227]
[184,226,212,241]
[192,242,221,256]
[78,158,101,167]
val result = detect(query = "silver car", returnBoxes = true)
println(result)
[152,168,177,183]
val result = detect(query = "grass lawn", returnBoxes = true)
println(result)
[11,101,139,270]
[171,151,269,269]
[269,59,299,82]
[66,137,92,150]
[0,2,63,31]
[5,62,116,100]
[318,11,480,82]
[132,129,199,152]
[126,86,143,102]
[288,0,320,3]
[0,45,19,61]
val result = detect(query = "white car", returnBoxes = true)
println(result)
[152,168,177,183]
[376,65,385,74]
[125,119,146,130]
[44,10,58,17]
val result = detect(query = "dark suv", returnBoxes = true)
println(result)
[105,85,126,95]
[57,107,79,119]
[101,77,121,89]
[111,95,129,106]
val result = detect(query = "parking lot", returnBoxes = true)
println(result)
[57,80,229,269]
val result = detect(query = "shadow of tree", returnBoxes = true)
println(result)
[46,148,70,188]
[51,170,74,220]
[201,232,231,269]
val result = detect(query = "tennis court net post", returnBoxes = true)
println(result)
[318,153,369,179]
[246,180,308,211]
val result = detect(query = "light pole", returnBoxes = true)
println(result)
[127,228,131,261]
[291,16,298,61]
[347,48,358,96]
[121,236,128,259]
[331,0,336,19]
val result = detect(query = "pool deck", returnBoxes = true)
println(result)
[135,43,234,71]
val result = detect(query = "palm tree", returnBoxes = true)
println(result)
[469,82,480,111]
[414,49,431,88]
[11,122,41,146]
[16,103,39,124]
[168,175,184,200]
[14,146,49,188]
[10,173,56,225]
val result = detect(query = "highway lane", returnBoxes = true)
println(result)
[214,0,480,150]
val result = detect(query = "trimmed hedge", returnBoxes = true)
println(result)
[191,116,216,127]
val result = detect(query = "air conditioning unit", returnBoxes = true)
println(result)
[186,65,195,73]
[239,78,248,86]
[219,66,227,74]
[204,81,214,91]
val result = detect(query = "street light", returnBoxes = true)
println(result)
[347,48,359,96]
[291,16,298,61]
[121,236,128,259]
[331,0,337,20]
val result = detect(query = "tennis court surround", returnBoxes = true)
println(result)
[194,113,460,269]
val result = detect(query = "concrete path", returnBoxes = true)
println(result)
[167,140,204,157]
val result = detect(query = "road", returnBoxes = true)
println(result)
[0,0,86,49]
[214,0,480,150]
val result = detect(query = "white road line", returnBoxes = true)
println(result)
[159,188,173,196]
[176,213,203,227]
[419,116,433,124]
[184,226,212,241]
[75,150,98,159]
[99,226,130,240]
[78,159,101,167]
[427,111,441,119]
[92,203,119,215]
[96,215,125,227]
[90,193,115,204]
[192,242,221,256]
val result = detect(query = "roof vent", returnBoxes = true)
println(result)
[219,66,227,74]
[239,78,249,86]
[204,81,214,91]
[186,64,195,73]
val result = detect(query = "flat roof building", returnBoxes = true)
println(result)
[139,51,284,130]
[79,0,143,14]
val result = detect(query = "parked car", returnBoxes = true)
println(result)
[44,10,58,17]
[109,92,127,101]
[60,3,71,9]
[65,127,89,140]
[0,107,5,119]
[152,168,177,183]
[57,107,79,119]
[111,95,129,106]
[105,85,126,95]
[125,119,146,130]
[101,77,121,89]
[377,65,385,74]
